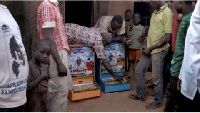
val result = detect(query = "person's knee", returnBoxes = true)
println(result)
[135,65,140,74]
[152,72,163,85]
[135,66,144,78]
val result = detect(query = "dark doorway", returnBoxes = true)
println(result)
[134,2,152,26]
[65,1,93,27]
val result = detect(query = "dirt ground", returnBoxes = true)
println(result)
[66,70,166,112]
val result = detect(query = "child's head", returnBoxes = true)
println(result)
[133,13,141,25]
[33,39,51,64]
[174,1,193,14]
[125,9,132,21]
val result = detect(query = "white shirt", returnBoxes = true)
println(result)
[179,0,200,100]
[0,4,29,108]
[94,16,125,35]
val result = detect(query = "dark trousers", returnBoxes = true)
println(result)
[179,91,200,112]
[164,76,180,112]
[163,48,173,94]
[0,105,25,112]
[164,76,200,112]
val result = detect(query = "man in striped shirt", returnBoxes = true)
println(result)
[37,0,72,111]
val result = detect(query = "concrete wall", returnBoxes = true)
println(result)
[95,1,134,24]
[108,1,134,17]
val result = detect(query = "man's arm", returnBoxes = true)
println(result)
[111,35,123,42]
[43,28,67,77]
[27,72,49,90]
[94,42,123,81]
[143,33,171,55]
[150,33,171,50]
[101,32,131,46]
[101,58,123,81]
[111,35,132,45]
[143,11,172,55]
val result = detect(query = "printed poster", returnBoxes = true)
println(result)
[69,47,95,77]
[101,43,125,73]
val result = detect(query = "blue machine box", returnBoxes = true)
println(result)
[96,42,131,93]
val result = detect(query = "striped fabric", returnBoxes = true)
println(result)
[37,0,71,52]
[171,12,192,77]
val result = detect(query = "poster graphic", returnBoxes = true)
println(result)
[101,43,125,73]
[69,47,95,77]
[4,34,28,80]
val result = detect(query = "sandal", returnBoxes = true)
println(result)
[146,102,162,109]
[145,79,153,84]
[129,94,146,101]
[124,73,131,80]
[147,84,155,89]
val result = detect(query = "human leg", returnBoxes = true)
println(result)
[132,53,151,99]
[146,51,167,109]
[49,50,72,112]
[164,76,180,112]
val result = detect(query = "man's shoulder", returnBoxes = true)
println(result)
[178,13,192,31]
[183,12,193,20]
[99,16,113,21]
[163,7,173,15]
[38,1,51,9]
[181,12,192,25]
[0,4,7,9]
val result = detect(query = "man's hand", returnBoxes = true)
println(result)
[68,50,72,55]
[40,64,50,79]
[126,39,133,45]
[113,75,123,82]
[143,48,152,56]
[43,28,68,77]
[57,63,67,77]
[120,38,132,45]
[177,79,181,91]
